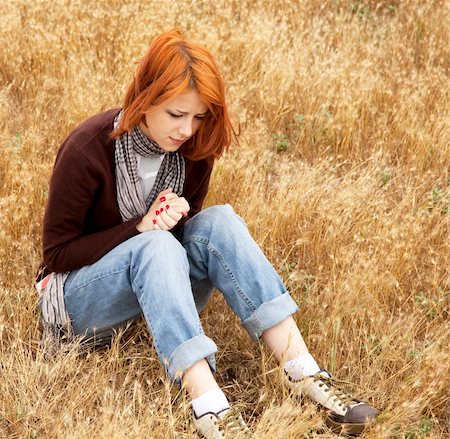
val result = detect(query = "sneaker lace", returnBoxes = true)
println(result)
[313,371,361,408]
[219,408,252,436]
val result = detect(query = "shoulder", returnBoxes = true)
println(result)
[54,108,121,170]
[64,108,121,152]
[51,109,121,179]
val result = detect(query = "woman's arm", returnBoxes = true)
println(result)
[43,142,142,273]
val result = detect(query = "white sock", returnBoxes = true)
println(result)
[284,353,320,381]
[191,388,230,417]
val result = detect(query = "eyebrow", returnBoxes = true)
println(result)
[174,109,208,116]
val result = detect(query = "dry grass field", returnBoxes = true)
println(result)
[1,0,449,437]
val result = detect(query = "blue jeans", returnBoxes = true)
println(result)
[64,204,298,381]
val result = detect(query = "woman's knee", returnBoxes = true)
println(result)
[201,204,237,221]
[187,204,247,235]
[133,230,183,250]
[130,232,192,302]
[130,230,188,269]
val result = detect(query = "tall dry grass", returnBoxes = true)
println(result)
[1,0,449,437]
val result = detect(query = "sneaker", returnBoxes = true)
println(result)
[193,406,253,438]
[287,370,379,435]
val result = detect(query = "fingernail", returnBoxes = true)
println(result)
[166,205,170,209]
[155,210,160,216]
[152,219,157,224]
[160,207,164,212]
[160,196,166,202]
[182,211,188,217]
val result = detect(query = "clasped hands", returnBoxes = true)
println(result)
[136,188,190,232]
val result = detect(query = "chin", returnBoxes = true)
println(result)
[161,145,180,153]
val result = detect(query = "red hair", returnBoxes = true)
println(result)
[112,29,237,161]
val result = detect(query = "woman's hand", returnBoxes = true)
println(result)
[136,188,190,232]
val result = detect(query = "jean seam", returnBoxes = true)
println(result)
[129,264,164,357]
[185,236,257,312]
[65,263,131,297]
[182,236,208,246]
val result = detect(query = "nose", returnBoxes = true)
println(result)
[178,118,194,138]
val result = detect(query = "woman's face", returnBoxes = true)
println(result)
[139,88,208,152]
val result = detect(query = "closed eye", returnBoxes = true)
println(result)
[168,111,207,120]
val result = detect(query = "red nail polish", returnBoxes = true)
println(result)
[166,205,170,209]
[153,219,157,224]
[155,210,160,216]
[160,207,164,212]
[160,196,166,202]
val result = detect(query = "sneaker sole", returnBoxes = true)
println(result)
[326,417,371,436]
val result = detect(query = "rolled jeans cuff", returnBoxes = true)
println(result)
[168,334,217,382]
[242,292,299,341]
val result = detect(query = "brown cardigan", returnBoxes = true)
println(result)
[42,108,213,274]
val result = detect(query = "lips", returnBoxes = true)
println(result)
[170,137,185,143]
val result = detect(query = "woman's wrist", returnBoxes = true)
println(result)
[136,217,155,233]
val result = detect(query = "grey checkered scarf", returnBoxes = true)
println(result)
[114,110,185,221]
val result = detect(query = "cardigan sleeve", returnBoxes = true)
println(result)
[187,160,213,216]
[43,142,142,273]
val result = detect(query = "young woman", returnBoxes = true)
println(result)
[37,29,378,437]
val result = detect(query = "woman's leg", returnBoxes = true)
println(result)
[64,228,250,436]
[64,231,217,382]
[260,315,309,360]
[182,205,378,434]
[182,204,299,341]
[160,273,219,398]
[182,204,317,373]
